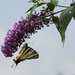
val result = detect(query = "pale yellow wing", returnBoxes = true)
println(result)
[19,43,27,54]
[19,45,39,60]
[13,44,39,66]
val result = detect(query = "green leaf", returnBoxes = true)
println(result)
[73,11,75,19]
[52,16,59,25]
[70,3,75,6]
[56,6,75,45]
[50,0,58,6]
[70,3,75,19]
[47,2,55,11]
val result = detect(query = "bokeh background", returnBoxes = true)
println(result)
[0,0,75,75]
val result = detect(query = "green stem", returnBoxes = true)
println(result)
[52,8,68,15]
[38,1,47,4]
[57,5,69,8]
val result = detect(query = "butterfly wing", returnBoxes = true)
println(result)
[13,43,39,66]
[19,43,28,54]
[19,45,39,60]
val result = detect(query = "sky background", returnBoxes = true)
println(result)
[0,0,75,75]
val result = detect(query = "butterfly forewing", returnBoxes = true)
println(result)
[19,43,27,54]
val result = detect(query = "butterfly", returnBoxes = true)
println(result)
[11,43,39,67]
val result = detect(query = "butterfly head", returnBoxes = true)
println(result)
[13,56,21,66]
[11,56,21,68]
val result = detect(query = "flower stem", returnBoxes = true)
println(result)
[52,8,68,15]
[57,5,70,8]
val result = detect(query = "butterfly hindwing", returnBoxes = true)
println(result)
[26,48,39,59]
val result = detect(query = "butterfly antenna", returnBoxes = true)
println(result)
[13,64,18,70]
[11,63,14,68]
[14,65,16,70]
[11,63,17,70]
[11,61,15,68]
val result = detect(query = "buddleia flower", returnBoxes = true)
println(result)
[1,7,51,57]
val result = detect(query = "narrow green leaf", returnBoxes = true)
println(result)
[29,4,38,18]
[26,5,37,13]
[26,7,33,13]
[26,2,46,19]
[56,6,75,45]
[29,3,46,18]
[26,2,46,13]
[38,2,46,7]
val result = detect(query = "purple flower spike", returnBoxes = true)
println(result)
[1,7,51,57]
